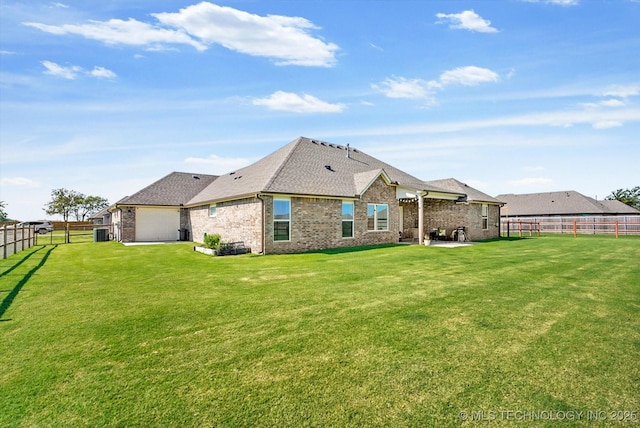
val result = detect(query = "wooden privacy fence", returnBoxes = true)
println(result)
[502,215,640,238]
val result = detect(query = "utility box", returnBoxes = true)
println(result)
[94,228,108,242]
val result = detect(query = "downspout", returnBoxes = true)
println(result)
[418,191,425,244]
[256,193,265,254]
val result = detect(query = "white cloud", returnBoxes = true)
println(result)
[508,177,555,187]
[592,121,622,129]
[435,10,499,33]
[154,3,338,67]
[325,106,640,137]
[373,66,499,102]
[524,166,546,172]
[25,18,207,52]
[253,91,345,113]
[438,66,500,86]
[580,99,625,109]
[371,76,437,100]
[41,60,82,79]
[90,66,117,79]
[522,0,579,5]
[25,3,338,67]
[599,99,626,108]
[0,177,40,187]
[602,85,640,98]
[41,61,116,80]
[184,154,251,173]
[1,50,17,55]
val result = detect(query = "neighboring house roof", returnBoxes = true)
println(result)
[425,178,503,204]
[89,207,111,220]
[188,136,457,205]
[495,190,640,216]
[117,171,218,206]
[599,199,640,214]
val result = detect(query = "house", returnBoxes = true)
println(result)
[496,190,640,235]
[112,172,217,242]
[89,207,112,225]
[424,178,504,237]
[496,190,640,218]
[113,137,503,253]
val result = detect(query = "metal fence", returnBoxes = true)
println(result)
[501,215,640,237]
[1,223,115,259]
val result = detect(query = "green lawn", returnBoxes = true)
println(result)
[1,236,638,427]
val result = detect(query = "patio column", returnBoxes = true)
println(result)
[418,192,424,244]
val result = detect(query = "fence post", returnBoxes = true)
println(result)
[518,220,522,238]
[2,224,6,259]
[507,221,510,238]
[573,221,577,238]
[615,221,619,238]
[14,225,19,255]
[66,223,70,244]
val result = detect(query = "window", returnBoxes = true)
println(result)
[208,204,217,218]
[342,201,354,238]
[273,199,291,241]
[482,204,489,230]
[367,203,389,231]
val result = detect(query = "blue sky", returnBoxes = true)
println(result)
[1,0,639,220]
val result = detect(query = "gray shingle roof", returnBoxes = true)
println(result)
[598,199,640,214]
[188,137,457,205]
[117,172,218,206]
[425,178,503,204]
[495,190,640,216]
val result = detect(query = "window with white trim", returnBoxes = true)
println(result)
[342,201,354,238]
[367,203,389,231]
[273,199,291,241]
[209,204,217,218]
[482,204,489,230]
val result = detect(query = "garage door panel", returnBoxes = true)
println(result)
[136,208,180,242]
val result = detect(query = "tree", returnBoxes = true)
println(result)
[0,201,8,221]
[45,188,79,221]
[75,195,109,221]
[606,186,640,210]
[44,188,109,221]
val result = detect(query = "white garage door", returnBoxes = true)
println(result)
[135,208,180,242]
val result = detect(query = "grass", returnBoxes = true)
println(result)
[1,235,638,427]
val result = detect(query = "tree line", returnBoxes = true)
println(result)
[605,186,640,210]
[43,188,109,222]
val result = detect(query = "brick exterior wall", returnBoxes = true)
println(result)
[189,197,263,253]
[188,176,399,254]
[118,206,136,243]
[263,176,399,254]
[401,199,501,241]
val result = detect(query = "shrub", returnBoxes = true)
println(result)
[203,233,221,250]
